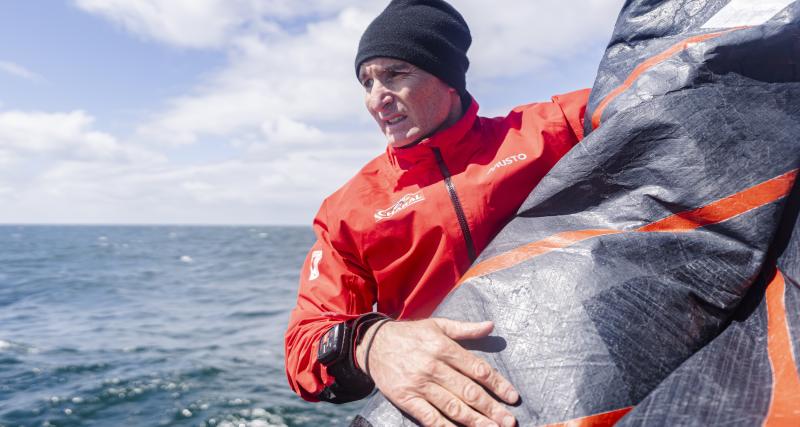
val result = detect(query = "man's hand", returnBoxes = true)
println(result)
[356,318,519,427]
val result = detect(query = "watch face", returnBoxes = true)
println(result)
[318,323,344,365]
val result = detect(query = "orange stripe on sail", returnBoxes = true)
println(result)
[456,229,621,285]
[455,169,797,287]
[590,28,746,130]
[540,407,634,427]
[638,169,798,232]
[763,269,800,426]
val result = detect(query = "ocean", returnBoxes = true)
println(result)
[0,226,362,427]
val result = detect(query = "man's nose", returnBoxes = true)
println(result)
[368,82,394,112]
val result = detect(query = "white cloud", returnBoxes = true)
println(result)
[0,61,44,83]
[260,116,325,146]
[71,0,372,49]
[5,1,626,224]
[0,109,170,220]
[0,104,379,223]
[130,1,623,150]
[73,0,258,49]
[458,0,624,79]
[135,6,376,146]
[0,110,163,163]
[0,149,14,167]
[0,147,375,224]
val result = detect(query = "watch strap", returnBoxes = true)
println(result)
[317,312,390,404]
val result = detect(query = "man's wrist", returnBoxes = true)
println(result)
[356,318,392,377]
[353,313,390,372]
[355,329,367,373]
[355,321,379,373]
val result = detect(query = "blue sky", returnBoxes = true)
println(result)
[0,2,222,129]
[0,0,624,225]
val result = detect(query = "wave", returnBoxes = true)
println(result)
[0,339,36,354]
[226,309,284,319]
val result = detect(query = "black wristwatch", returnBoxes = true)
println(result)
[317,313,388,403]
[318,321,350,365]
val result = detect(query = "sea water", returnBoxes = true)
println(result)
[0,226,362,426]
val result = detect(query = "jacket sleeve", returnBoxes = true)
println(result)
[284,200,377,402]
[551,88,591,143]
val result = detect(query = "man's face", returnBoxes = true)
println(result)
[359,58,459,147]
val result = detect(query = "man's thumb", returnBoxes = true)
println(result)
[432,318,494,340]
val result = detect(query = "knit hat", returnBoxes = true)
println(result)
[355,0,472,97]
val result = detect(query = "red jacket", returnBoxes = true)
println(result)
[285,89,590,401]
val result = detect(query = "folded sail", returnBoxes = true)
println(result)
[355,1,800,425]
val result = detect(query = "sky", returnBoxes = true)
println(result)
[0,0,625,225]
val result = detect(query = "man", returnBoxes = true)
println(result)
[284,1,589,426]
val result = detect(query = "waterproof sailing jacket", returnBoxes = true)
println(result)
[284,89,589,401]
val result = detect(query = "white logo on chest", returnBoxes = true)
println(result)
[309,250,323,281]
[374,191,425,222]
[487,153,528,175]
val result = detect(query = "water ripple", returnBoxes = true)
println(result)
[0,226,348,426]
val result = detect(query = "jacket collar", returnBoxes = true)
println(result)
[386,98,479,169]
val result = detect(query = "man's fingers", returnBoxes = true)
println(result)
[431,318,520,405]
[431,364,516,427]
[402,396,457,427]
[444,348,520,406]
[368,318,517,426]
[423,382,500,427]
[432,318,494,340]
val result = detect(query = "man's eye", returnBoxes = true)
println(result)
[362,78,373,90]
[387,71,405,80]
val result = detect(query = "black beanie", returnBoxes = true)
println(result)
[355,0,472,97]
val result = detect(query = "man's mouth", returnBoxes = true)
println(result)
[383,115,406,126]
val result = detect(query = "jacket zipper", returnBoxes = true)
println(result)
[432,147,477,263]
